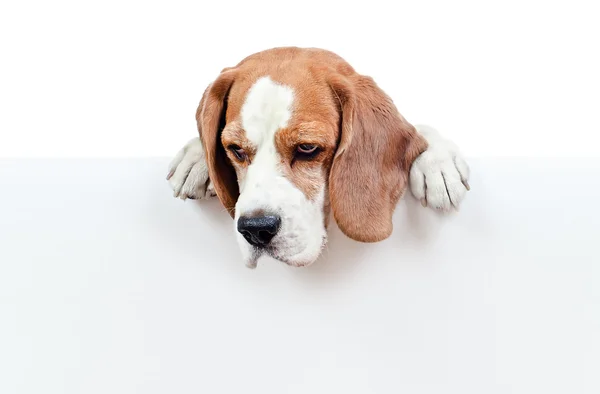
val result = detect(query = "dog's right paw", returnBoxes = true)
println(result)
[409,125,470,211]
[166,138,216,200]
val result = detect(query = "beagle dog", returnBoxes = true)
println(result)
[167,47,470,268]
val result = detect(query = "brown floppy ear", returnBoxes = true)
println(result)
[196,69,238,217]
[328,73,428,242]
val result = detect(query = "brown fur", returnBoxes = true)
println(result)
[196,47,428,242]
[327,72,428,242]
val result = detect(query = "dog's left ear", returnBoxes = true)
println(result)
[196,68,239,217]
[328,73,428,242]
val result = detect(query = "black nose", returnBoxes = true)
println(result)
[237,215,281,247]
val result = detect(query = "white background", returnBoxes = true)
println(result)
[1,1,599,393]
[1,0,599,157]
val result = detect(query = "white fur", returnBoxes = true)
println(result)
[241,76,293,147]
[167,137,215,200]
[235,76,326,268]
[410,125,470,211]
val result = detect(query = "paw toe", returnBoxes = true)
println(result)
[178,161,209,200]
[205,180,217,198]
[425,172,453,211]
[443,174,467,209]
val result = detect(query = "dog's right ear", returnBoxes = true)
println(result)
[196,68,239,217]
[327,72,428,242]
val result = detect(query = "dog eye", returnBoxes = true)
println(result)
[228,145,247,161]
[296,144,320,159]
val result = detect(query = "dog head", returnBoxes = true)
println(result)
[197,48,427,268]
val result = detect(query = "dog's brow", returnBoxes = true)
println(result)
[287,122,337,147]
[222,123,248,144]
[297,121,327,134]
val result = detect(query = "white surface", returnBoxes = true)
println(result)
[1,0,600,157]
[1,0,599,392]
[1,158,599,393]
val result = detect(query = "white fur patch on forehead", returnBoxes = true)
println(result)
[241,76,294,146]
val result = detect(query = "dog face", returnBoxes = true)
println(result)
[197,48,428,268]
[222,76,338,267]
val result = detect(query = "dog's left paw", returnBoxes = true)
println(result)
[409,125,470,211]
[166,137,215,200]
